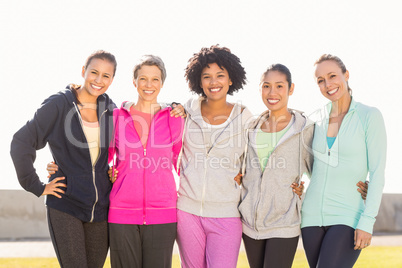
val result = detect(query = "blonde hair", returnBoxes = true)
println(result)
[315,54,351,94]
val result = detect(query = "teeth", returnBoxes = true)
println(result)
[328,88,338,95]
[268,99,279,104]
[92,85,101,90]
[144,90,154,94]
[210,88,221,92]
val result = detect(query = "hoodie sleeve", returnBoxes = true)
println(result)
[168,110,185,175]
[303,124,315,178]
[108,108,120,164]
[356,107,386,234]
[10,95,61,197]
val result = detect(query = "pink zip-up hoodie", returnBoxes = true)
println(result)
[108,102,184,225]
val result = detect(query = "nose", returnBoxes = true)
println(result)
[324,79,331,89]
[209,77,217,85]
[95,74,101,83]
[267,86,276,95]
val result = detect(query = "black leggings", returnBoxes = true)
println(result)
[47,207,109,268]
[242,233,299,268]
[109,222,177,268]
[301,225,361,268]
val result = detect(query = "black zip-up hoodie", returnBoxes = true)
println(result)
[10,86,116,222]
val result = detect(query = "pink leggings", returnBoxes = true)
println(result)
[177,209,242,268]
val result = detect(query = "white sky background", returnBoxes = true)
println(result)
[1,0,401,192]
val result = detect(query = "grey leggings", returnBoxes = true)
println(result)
[47,207,109,268]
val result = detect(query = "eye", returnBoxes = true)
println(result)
[278,85,283,88]
[263,84,270,88]
[153,78,159,81]
[140,77,145,80]
[91,71,97,74]
[104,75,110,78]
[317,79,323,84]
[202,76,210,79]
[330,74,336,78]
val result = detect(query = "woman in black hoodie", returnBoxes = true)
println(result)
[10,50,117,268]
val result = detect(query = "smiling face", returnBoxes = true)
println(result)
[81,58,115,98]
[315,60,350,102]
[260,70,294,114]
[200,63,232,102]
[133,65,163,103]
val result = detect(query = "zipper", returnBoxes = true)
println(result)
[321,149,330,225]
[89,109,107,222]
[126,107,148,224]
[320,109,352,224]
[201,116,235,215]
[191,104,242,216]
[127,106,165,225]
[143,147,147,224]
[73,103,107,222]
[249,116,301,233]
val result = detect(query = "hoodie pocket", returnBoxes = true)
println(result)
[96,172,112,208]
[110,174,143,208]
[148,174,177,208]
[65,175,96,206]
[238,194,255,228]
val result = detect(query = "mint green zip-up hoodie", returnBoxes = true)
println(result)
[239,109,314,239]
[301,98,386,234]
[177,97,253,218]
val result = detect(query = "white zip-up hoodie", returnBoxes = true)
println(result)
[177,97,253,218]
[239,109,314,239]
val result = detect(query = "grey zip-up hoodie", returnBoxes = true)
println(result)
[239,109,314,239]
[177,97,253,218]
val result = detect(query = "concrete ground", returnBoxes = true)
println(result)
[1,233,401,258]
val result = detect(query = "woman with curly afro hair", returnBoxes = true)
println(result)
[175,45,253,268]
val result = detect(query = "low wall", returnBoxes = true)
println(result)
[373,193,402,232]
[0,190,401,239]
[0,190,49,239]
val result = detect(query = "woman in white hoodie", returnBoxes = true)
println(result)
[176,45,253,268]
[236,64,314,268]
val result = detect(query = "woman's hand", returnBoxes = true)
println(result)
[291,181,305,199]
[354,229,372,250]
[234,173,243,186]
[46,161,58,178]
[108,166,118,183]
[41,177,66,198]
[356,181,368,200]
[170,103,187,118]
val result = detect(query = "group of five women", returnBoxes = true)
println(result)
[11,45,386,268]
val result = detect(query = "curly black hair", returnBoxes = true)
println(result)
[185,45,247,97]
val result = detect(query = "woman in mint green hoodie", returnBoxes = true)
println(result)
[301,54,386,267]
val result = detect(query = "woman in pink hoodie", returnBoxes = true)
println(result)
[107,55,185,268]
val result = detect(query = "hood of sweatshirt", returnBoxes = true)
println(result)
[184,97,250,128]
[248,108,314,134]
